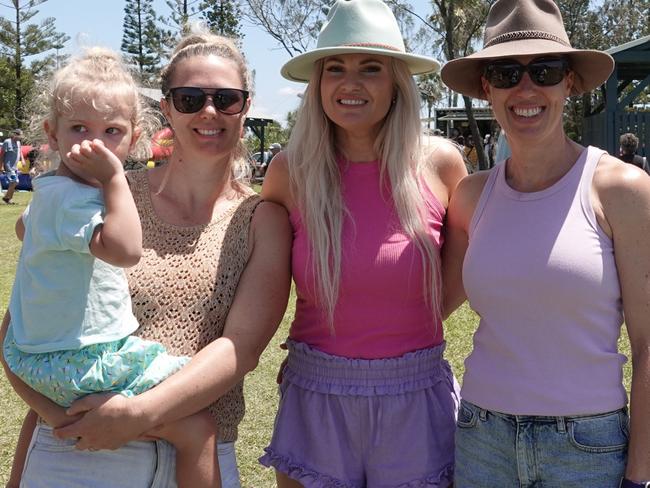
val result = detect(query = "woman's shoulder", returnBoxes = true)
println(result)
[593,152,650,221]
[593,152,649,197]
[250,200,290,234]
[421,137,467,208]
[423,136,462,163]
[447,168,494,231]
[260,151,293,210]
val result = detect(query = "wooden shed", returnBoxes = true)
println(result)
[582,35,650,157]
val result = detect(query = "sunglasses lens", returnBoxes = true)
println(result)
[169,88,247,114]
[485,58,567,89]
[172,88,206,113]
[486,64,522,89]
[213,89,246,115]
[528,60,567,86]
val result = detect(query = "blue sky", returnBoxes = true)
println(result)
[15,0,433,126]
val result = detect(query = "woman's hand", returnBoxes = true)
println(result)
[54,393,150,451]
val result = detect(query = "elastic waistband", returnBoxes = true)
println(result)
[284,339,451,396]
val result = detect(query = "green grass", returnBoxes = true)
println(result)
[0,190,634,487]
[0,191,32,484]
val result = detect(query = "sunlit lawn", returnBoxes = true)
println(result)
[0,190,632,487]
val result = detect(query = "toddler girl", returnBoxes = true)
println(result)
[3,48,220,488]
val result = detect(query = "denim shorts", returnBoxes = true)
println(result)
[260,340,458,488]
[454,399,629,487]
[20,424,242,488]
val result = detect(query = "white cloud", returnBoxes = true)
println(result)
[277,86,304,97]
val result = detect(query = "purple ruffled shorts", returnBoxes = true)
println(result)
[260,340,459,487]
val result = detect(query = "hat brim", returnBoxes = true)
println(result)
[440,39,614,99]
[281,46,440,83]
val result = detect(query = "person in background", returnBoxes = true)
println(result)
[483,133,495,167]
[262,142,282,175]
[494,129,511,163]
[619,132,649,174]
[260,0,466,486]
[3,129,26,204]
[463,134,479,173]
[441,0,650,485]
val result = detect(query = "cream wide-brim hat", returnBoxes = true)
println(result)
[281,0,440,83]
[440,0,614,100]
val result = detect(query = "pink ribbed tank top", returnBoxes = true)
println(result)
[289,160,445,359]
[462,146,626,415]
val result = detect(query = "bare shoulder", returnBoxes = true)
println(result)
[423,137,465,175]
[421,137,467,207]
[455,170,491,205]
[448,169,493,231]
[260,151,293,209]
[594,153,650,215]
[251,200,291,236]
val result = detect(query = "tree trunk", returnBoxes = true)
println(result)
[14,0,22,126]
[462,95,488,170]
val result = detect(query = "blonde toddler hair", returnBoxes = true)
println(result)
[36,47,154,163]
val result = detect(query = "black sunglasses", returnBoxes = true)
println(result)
[166,87,249,115]
[483,57,569,89]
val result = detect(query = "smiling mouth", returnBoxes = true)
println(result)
[195,128,223,136]
[512,106,544,118]
[338,99,366,106]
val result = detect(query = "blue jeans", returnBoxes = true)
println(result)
[21,424,241,487]
[454,400,628,487]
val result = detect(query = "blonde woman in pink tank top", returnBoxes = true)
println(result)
[441,0,650,486]
[259,1,467,486]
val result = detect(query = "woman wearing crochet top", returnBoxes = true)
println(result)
[2,30,291,488]
[441,0,650,486]
[259,0,466,486]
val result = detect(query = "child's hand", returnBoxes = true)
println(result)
[66,139,125,186]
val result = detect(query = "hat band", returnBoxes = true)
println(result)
[485,30,571,49]
[340,42,404,53]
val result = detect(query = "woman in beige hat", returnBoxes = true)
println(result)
[260,0,466,485]
[441,0,650,485]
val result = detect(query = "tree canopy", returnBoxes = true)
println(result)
[0,0,69,127]
[121,0,164,86]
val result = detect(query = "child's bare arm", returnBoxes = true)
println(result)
[67,139,142,267]
[6,409,38,488]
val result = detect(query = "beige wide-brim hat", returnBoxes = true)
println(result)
[441,0,614,100]
[281,0,440,83]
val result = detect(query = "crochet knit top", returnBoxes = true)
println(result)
[126,170,261,441]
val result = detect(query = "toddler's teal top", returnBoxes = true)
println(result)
[9,174,139,353]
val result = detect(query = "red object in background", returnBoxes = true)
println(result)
[151,127,174,160]
[20,144,49,159]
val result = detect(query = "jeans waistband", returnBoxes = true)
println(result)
[463,400,628,432]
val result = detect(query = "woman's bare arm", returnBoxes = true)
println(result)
[55,201,292,450]
[595,156,650,481]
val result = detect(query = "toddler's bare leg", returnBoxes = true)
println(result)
[149,409,220,488]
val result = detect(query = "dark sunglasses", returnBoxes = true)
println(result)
[166,87,249,115]
[483,57,569,89]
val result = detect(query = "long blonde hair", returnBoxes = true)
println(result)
[287,57,442,326]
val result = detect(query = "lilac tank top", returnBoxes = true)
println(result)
[289,160,445,359]
[462,146,626,415]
